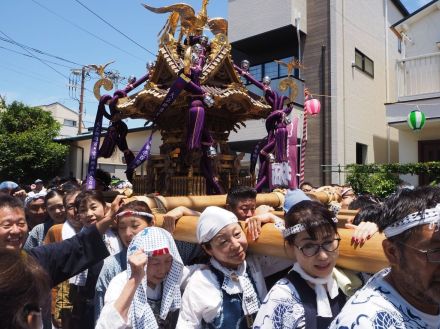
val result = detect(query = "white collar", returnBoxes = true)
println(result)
[292,263,339,317]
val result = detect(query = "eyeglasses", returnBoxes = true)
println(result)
[295,238,341,257]
[396,241,440,263]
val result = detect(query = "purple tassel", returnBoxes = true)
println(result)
[275,125,288,162]
[98,124,118,158]
[187,100,205,150]
[200,153,224,195]
[250,137,267,175]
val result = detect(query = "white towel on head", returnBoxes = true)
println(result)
[127,227,184,329]
[196,206,238,243]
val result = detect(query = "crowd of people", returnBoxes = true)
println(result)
[0,173,439,329]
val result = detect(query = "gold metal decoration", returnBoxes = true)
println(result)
[87,61,115,79]
[183,46,192,75]
[278,78,298,104]
[274,58,304,78]
[143,0,210,43]
[93,78,113,101]
[207,17,228,36]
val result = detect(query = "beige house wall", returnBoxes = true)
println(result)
[39,103,83,137]
[330,0,402,183]
[66,129,162,180]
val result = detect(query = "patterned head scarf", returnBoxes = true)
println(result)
[24,191,47,208]
[127,227,183,329]
[384,204,440,238]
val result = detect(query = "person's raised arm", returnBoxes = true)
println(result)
[96,195,127,235]
[245,212,283,241]
[162,206,200,234]
[113,250,147,322]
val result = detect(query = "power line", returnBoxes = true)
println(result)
[0,63,65,86]
[29,0,146,63]
[0,30,69,80]
[0,45,75,69]
[0,36,83,66]
[72,0,156,57]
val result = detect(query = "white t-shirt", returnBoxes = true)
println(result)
[329,268,440,329]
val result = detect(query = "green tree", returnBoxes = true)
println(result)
[0,101,68,182]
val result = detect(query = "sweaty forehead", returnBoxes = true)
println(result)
[236,199,256,207]
[0,206,26,222]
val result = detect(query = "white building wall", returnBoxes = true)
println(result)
[331,0,403,183]
[397,129,418,186]
[397,124,440,186]
[330,0,346,183]
[39,103,81,137]
[402,5,440,57]
[72,129,162,180]
[228,0,307,42]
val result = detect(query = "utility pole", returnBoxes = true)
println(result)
[78,66,86,135]
[69,61,120,135]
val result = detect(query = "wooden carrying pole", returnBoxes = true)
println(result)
[154,214,388,274]
[133,191,285,213]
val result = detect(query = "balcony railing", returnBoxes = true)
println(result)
[397,52,440,100]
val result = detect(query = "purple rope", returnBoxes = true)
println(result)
[86,94,112,190]
[187,100,205,150]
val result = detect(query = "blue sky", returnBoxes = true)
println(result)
[0,0,227,128]
[402,0,433,12]
[0,0,430,129]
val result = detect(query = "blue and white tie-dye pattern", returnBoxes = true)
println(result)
[126,227,184,329]
[253,278,306,329]
[328,268,440,329]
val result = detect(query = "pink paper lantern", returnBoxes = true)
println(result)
[304,98,321,116]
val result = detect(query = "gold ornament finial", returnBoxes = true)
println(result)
[87,61,115,79]
[274,58,304,78]
[143,0,221,45]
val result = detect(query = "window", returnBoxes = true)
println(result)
[245,56,298,85]
[249,65,262,82]
[398,38,402,54]
[356,143,368,164]
[63,119,77,127]
[264,62,278,79]
[354,49,374,78]
[99,164,115,174]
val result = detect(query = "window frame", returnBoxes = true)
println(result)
[63,119,77,127]
[354,49,374,78]
[244,56,298,85]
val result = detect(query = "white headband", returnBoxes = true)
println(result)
[383,204,440,238]
[116,210,153,220]
[282,217,338,239]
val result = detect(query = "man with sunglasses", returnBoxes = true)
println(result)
[330,186,440,328]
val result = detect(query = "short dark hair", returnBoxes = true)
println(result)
[378,186,440,244]
[284,200,338,246]
[74,190,106,211]
[0,194,24,211]
[348,194,378,210]
[44,189,64,206]
[63,189,80,208]
[352,203,382,225]
[0,249,50,329]
[300,181,314,189]
[226,186,257,208]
